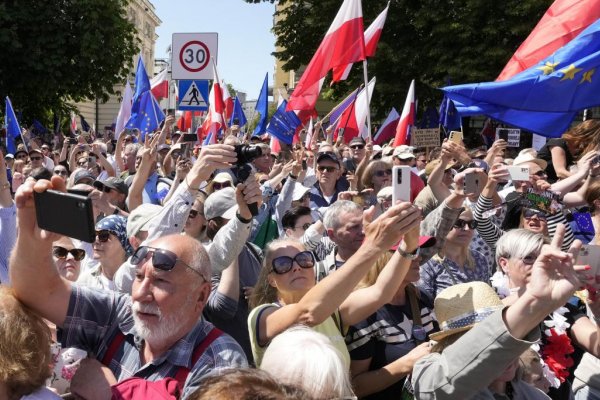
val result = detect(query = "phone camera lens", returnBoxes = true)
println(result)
[77,202,85,209]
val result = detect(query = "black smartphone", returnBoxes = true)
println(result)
[182,133,197,143]
[167,108,175,116]
[67,138,78,145]
[181,143,191,159]
[302,159,307,170]
[497,128,509,142]
[34,190,95,243]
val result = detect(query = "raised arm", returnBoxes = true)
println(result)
[114,131,126,174]
[127,135,160,211]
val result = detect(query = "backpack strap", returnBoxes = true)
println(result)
[101,330,126,367]
[173,327,223,387]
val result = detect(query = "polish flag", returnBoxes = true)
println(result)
[287,0,365,111]
[305,117,314,148]
[150,68,169,100]
[373,107,400,145]
[332,2,389,82]
[336,77,376,143]
[70,112,78,135]
[208,64,225,134]
[270,136,282,155]
[115,80,133,138]
[177,111,195,132]
[497,0,600,81]
[393,80,415,147]
[222,81,234,123]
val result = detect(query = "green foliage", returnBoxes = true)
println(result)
[0,0,138,125]
[245,0,551,120]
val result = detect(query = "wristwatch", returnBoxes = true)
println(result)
[113,207,121,215]
[397,245,420,260]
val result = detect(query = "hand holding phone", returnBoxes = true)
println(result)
[507,166,530,181]
[34,190,95,243]
[448,131,463,144]
[463,172,480,195]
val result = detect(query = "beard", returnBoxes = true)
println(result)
[132,295,195,347]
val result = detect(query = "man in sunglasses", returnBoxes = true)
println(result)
[345,137,367,173]
[92,177,129,215]
[309,151,349,209]
[10,162,248,397]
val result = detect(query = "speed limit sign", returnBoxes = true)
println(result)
[172,33,218,80]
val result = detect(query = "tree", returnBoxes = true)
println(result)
[0,0,138,125]
[245,0,551,121]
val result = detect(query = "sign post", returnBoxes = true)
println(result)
[171,33,218,80]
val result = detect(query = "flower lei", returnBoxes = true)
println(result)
[491,274,574,388]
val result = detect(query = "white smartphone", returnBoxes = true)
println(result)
[392,166,411,204]
[576,245,600,279]
[507,166,529,181]
[464,172,480,195]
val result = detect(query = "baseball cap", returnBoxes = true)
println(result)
[94,177,128,195]
[316,151,341,166]
[29,148,43,155]
[292,182,311,202]
[204,187,238,220]
[390,235,437,251]
[393,145,416,160]
[5,154,14,159]
[72,169,96,185]
[126,203,163,238]
[349,137,366,147]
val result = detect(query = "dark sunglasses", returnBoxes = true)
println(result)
[52,246,85,261]
[53,169,68,176]
[212,181,231,190]
[350,144,365,150]
[188,209,203,219]
[30,156,42,161]
[523,208,548,221]
[317,165,338,173]
[95,230,113,243]
[15,154,27,159]
[294,222,312,231]
[520,253,538,265]
[271,251,315,274]
[374,169,392,177]
[453,219,478,230]
[131,245,205,279]
[532,170,548,178]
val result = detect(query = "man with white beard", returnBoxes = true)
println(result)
[9,181,247,399]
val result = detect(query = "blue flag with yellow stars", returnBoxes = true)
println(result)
[442,19,600,138]
[266,99,302,145]
[4,97,22,154]
[125,91,165,140]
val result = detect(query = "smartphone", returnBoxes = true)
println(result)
[507,166,530,181]
[576,245,600,279]
[181,143,191,159]
[182,133,197,143]
[448,130,463,144]
[302,159,308,171]
[34,190,95,243]
[497,128,509,142]
[392,166,411,204]
[67,138,78,145]
[464,172,480,195]
[167,108,175,116]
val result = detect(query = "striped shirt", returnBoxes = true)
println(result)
[59,285,247,399]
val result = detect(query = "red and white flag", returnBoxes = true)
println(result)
[207,64,225,135]
[305,117,314,148]
[287,0,365,112]
[332,2,389,82]
[393,80,415,147]
[336,77,376,143]
[150,68,169,100]
[222,80,234,123]
[373,107,400,145]
[70,112,78,135]
[115,80,133,138]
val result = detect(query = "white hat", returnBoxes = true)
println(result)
[393,145,416,160]
[513,153,547,170]
[292,182,311,201]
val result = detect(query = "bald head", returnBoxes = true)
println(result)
[148,234,211,282]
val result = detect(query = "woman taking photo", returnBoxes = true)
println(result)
[248,202,422,367]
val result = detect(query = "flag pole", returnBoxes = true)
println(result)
[211,57,228,131]
[362,59,372,143]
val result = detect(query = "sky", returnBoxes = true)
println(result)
[152,0,276,101]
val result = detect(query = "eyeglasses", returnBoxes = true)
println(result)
[350,144,365,150]
[374,169,392,177]
[294,222,312,231]
[271,251,315,274]
[78,159,88,166]
[53,169,68,176]
[317,165,339,173]
[95,230,113,243]
[417,158,427,163]
[52,246,85,261]
[188,209,203,219]
[30,156,42,161]
[531,170,548,178]
[212,181,231,190]
[453,219,478,230]
[520,253,538,265]
[131,245,205,279]
[523,208,548,221]
[41,147,50,151]
[15,154,27,159]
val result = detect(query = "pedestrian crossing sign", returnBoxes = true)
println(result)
[178,80,209,111]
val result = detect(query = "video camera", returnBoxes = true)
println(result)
[233,144,262,216]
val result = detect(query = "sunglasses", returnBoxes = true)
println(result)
[523,208,548,221]
[188,209,203,219]
[317,165,338,173]
[53,169,68,176]
[374,169,392,177]
[52,246,85,261]
[16,154,27,159]
[520,253,538,265]
[30,156,42,161]
[453,219,478,230]
[531,170,547,178]
[95,230,113,243]
[131,245,205,279]
[294,222,312,231]
[417,158,427,163]
[350,144,365,150]
[212,181,231,190]
[271,251,315,274]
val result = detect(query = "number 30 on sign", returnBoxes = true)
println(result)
[172,33,218,80]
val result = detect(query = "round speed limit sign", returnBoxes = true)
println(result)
[172,33,218,80]
[179,41,210,73]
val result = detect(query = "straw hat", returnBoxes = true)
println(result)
[512,153,547,170]
[429,282,504,341]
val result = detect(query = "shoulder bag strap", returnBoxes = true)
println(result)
[173,327,223,387]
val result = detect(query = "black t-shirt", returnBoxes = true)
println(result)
[537,138,574,183]
[345,287,439,400]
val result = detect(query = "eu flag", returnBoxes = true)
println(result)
[4,97,22,154]
[253,73,269,137]
[443,19,600,138]
[131,56,151,113]
[230,96,248,127]
[266,100,302,145]
[438,96,461,131]
[125,91,165,140]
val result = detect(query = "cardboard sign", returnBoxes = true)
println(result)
[496,128,521,147]
[411,128,440,147]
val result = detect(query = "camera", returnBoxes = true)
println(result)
[234,144,262,165]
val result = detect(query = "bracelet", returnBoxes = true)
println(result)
[184,178,199,192]
[289,173,298,180]
[113,207,121,215]
[236,212,253,224]
[0,182,9,191]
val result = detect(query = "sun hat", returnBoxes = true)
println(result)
[513,153,547,170]
[424,159,454,176]
[393,145,416,160]
[204,186,238,220]
[429,282,504,341]
[126,204,163,238]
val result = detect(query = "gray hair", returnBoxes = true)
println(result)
[323,200,362,231]
[126,143,141,155]
[495,229,546,265]
[260,325,355,400]
[187,238,212,284]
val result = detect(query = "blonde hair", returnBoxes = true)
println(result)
[0,287,52,399]
[360,159,392,191]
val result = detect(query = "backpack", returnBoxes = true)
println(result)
[101,327,222,400]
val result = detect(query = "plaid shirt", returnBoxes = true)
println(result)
[59,285,247,399]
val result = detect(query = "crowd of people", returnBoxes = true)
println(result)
[1,116,600,400]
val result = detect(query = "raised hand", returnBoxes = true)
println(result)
[363,202,422,252]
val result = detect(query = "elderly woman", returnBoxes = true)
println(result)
[346,237,438,399]
[360,160,392,194]
[52,236,85,282]
[248,202,422,366]
[184,193,208,241]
